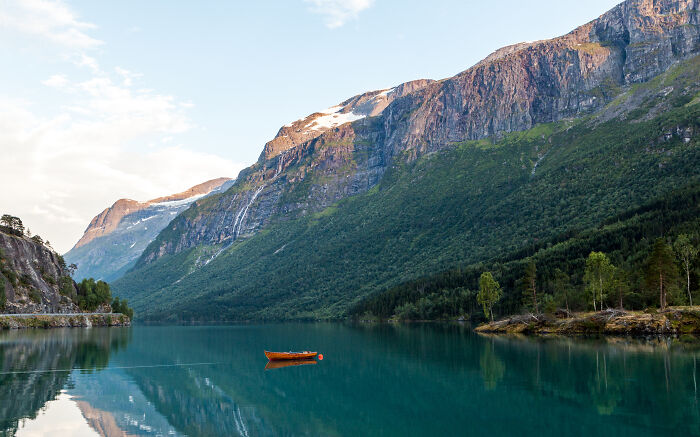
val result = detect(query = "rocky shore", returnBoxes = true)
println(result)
[0,313,131,330]
[475,307,700,337]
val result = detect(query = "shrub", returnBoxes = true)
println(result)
[57,255,67,270]
[29,287,42,304]
[1,268,17,286]
[59,276,75,299]
[19,273,32,287]
[43,274,56,285]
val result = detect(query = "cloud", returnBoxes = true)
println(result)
[0,0,103,48]
[42,74,69,88]
[0,0,246,253]
[74,53,100,72]
[0,60,245,253]
[304,0,374,28]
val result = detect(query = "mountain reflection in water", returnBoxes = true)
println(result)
[0,324,699,436]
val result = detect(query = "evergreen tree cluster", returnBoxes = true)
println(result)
[73,278,133,318]
[111,297,134,319]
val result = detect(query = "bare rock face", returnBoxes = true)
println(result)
[0,231,79,314]
[138,0,700,266]
[261,79,434,160]
[386,0,699,156]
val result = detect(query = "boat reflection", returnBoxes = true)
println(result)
[265,359,317,370]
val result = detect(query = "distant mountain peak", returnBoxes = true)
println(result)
[72,177,231,250]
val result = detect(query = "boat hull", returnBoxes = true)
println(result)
[264,351,317,361]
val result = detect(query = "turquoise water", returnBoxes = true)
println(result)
[1,324,699,436]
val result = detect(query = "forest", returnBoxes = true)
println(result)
[351,184,700,322]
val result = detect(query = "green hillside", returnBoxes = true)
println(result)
[351,183,700,321]
[113,56,700,321]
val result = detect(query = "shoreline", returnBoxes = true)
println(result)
[475,307,700,337]
[0,313,131,330]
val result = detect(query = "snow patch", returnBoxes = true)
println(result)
[150,193,206,208]
[376,87,395,97]
[320,105,343,114]
[305,111,365,131]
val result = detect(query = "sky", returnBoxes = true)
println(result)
[0,0,622,253]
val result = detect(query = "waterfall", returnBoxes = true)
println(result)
[231,185,265,239]
[203,152,287,266]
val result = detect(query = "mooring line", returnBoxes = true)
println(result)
[0,362,219,375]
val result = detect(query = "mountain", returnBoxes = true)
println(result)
[113,0,700,321]
[1,226,81,313]
[64,177,232,282]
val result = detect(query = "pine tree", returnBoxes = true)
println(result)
[610,267,630,310]
[645,239,679,310]
[0,215,12,228]
[552,268,571,314]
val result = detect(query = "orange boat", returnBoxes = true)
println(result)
[264,350,317,361]
[265,359,317,370]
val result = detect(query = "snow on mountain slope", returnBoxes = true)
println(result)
[64,178,233,282]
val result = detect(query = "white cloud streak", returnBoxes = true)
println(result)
[304,0,374,28]
[0,1,245,253]
[0,0,103,48]
[0,74,244,252]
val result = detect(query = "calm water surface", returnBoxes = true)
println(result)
[1,323,699,436]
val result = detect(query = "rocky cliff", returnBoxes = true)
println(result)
[0,230,80,314]
[137,0,700,267]
[65,177,233,281]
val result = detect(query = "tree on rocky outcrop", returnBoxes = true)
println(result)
[1,215,24,235]
[674,234,697,306]
[645,239,679,310]
[477,272,502,322]
[31,235,43,246]
[584,252,615,311]
[13,217,24,235]
[521,260,538,314]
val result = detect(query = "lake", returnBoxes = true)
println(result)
[1,323,699,436]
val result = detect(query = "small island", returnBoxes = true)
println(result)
[475,307,700,336]
[0,214,132,329]
[473,236,699,337]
